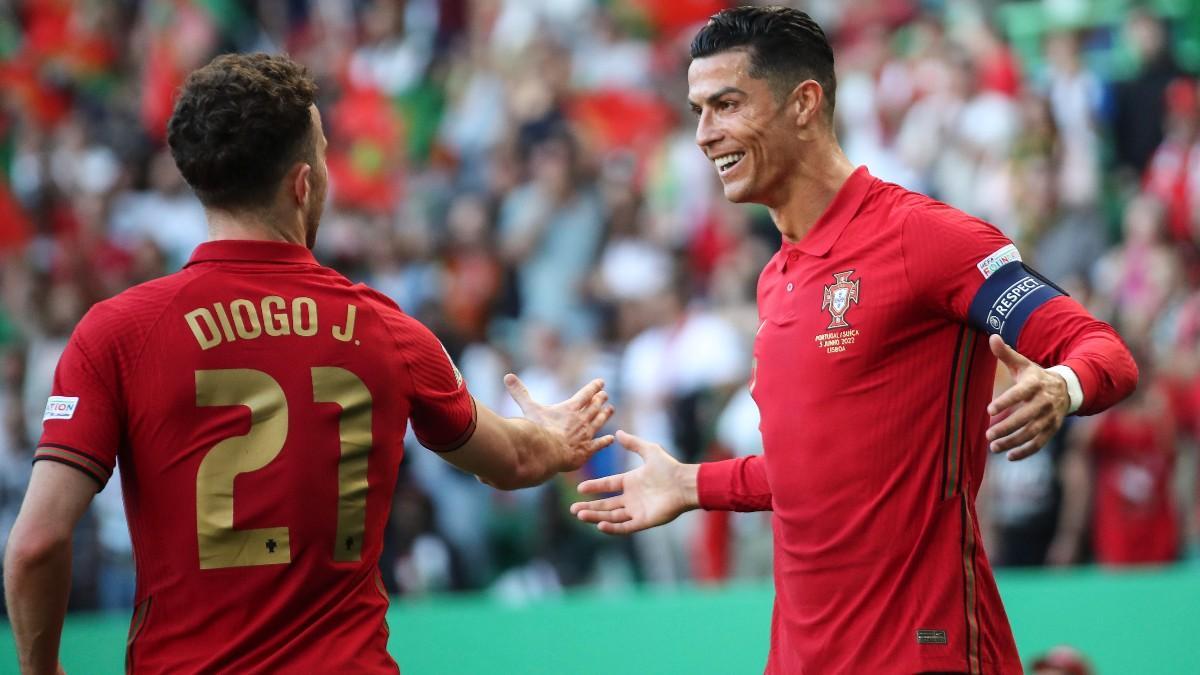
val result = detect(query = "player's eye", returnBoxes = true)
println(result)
[719,99,737,112]
[689,105,702,116]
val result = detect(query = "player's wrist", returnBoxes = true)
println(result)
[1046,365,1083,414]
[675,462,701,511]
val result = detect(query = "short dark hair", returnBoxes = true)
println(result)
[167,53,318,210]
[690,6,836,114]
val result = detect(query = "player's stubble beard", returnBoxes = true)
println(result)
[304,171,327,249]
[724,97,792,207]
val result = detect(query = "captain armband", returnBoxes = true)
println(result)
[966,261,1066,344]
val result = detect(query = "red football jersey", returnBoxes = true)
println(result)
[1089,402,1179,565]
[36,240,476,674]
[698,168,1136,674]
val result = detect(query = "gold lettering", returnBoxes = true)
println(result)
[293,297,318,337]
[262,296,290,336]
[185,309,222,350]
[332,304,357,342]
[230,299,262,340]
[212,302,236,342]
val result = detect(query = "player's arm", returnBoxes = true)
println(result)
[5,461,98,675]
[985,295,1137,459]
[902,204,1137,461]
[7,304,122,674]
[396,312,614,490]
[570,431,772,535]
[439,375,615,491]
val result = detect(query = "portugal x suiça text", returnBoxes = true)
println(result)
[814,328,858,354]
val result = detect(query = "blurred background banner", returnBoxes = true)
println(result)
[1,0,1199,672]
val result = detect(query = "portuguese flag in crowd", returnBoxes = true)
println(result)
[326,86,406,213]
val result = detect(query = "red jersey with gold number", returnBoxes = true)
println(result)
[36,240,476,674]
[698,167,1137,674]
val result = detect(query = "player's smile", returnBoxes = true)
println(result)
[688,50,788,204]
[714,151,746,176]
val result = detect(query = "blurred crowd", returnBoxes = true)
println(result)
[1,0,1199,614]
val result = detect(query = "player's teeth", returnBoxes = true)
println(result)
[715,153,745,171]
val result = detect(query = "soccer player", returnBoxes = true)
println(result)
[571,7,1137,674]
[4,53,614,674]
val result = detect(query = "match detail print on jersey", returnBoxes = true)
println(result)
[815,270,862,354]
[966,261,1064,344]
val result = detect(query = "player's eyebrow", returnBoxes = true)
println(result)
[687,86,748,110]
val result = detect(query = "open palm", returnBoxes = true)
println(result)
[504,374,614,472]
[570,430,696,534]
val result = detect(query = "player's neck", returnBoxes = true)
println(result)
[205,208,307,246]
[768,142,855,245]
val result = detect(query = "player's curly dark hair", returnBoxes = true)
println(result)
[690,6,836,116]
[167,53,318,210]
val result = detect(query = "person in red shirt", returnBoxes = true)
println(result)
[1059,373,1180,566]
[572,7,1137,674]
[3,53,615,675]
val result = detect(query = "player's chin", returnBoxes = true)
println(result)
[720,179,755,204]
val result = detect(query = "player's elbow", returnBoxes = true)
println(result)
[1104,336,1140,404]
[1117,348,1140,401]
[4,523,71,576]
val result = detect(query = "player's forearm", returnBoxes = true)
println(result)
[4,536,72,675]
[1057,330,1138,415]
[697,455,772,512]
[446,403,569,490]
[489,417,563,489]
[1019,297,1138,415]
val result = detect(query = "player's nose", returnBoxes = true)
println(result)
[695,110,722,151]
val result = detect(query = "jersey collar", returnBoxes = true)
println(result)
[185,239,319,267]
[777,165,874,271]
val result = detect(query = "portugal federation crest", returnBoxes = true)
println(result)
[820,270,860,329]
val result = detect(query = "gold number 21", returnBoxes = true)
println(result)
[194,367,373,570]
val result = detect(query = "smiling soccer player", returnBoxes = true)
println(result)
[572,7,1137,674]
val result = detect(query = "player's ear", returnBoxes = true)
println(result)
[791,80,823,129]
[291,163,312,207]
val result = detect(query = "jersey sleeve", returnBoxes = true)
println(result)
[901,200,1041,329]
[697,455,772,512]
[1016,297,1139,415]
[404,323,477,452]
[902,199,1137,415]
[35,311,123,488]
[363,289,478,451]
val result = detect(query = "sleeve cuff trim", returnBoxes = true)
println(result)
[32,452,108,488]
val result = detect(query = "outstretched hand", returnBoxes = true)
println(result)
[569,430,699,535]
[986,335,1070,461]
[504,374,615,472]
